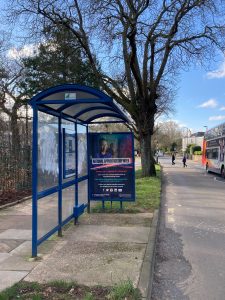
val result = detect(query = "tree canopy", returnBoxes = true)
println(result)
[0,23,100,153]
[19,24,100,97]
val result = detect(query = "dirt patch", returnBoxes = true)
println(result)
[8,282,110,299]
[0,190,31,206]
[1,281,141,299]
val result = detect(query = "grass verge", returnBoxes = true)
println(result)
[0,280,141,300]
[91,165,161,213]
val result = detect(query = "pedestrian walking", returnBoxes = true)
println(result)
[172,153,175,165]
[182,155,187,167]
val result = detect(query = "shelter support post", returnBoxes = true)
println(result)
[58,115,63,237]
[87,125,90,214]
[74,122,79,225]
[32,106,38,257]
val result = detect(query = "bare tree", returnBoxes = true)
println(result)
[154,121,183,152]
[10,0,225,176]
[0,56,28,156]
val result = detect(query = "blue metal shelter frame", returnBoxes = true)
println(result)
[29,84,130,257]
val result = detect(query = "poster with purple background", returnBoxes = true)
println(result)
[89,132,135,201]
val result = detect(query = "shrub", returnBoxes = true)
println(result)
[192,145,201,152]
[194,151,202,155]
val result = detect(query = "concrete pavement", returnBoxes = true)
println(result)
[0,198,159,298]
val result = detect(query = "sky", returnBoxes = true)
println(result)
[7,43,225,135]
[168,56,225,134]
[5,38,225,136]
[1,1,225,136]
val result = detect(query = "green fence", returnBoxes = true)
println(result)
[0,146,32,202]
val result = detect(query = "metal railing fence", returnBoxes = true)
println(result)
[0,145,32,195]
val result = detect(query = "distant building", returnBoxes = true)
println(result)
[182,132,204,152]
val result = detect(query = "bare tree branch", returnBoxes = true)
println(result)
[7,0,225,176]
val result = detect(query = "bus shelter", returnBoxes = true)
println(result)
[29,84,133,257]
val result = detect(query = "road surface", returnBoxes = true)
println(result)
[151,156,225,300]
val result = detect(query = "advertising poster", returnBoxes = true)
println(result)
[89,132,135,201]
[63,128,76,178]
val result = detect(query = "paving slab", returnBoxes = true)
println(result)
[10,240,57,257]
[0,271,28,291]
[66,225,150,244]
[0,240,23,253]
[0,229,31,240]
[0,202,32,216]
[10,241,31,256]
[0,215,31,230]
[25,241,145,286]
[0,253,11,263]
[79,213,153,227]
[0,255,38,271]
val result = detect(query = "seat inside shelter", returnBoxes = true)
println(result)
[30,84,130,256]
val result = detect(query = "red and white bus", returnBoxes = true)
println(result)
[202,122,225,178]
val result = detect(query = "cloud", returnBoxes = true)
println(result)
[209,115,225,121]
[206,61,225,79]
[7,44,37,59]
[219,106,225,111]
[197,98,218,108]
[177,122,188,128]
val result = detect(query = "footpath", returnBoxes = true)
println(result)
[0,198,159,299]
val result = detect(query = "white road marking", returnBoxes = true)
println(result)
[214,177,225,184]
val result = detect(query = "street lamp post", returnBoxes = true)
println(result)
[182,127,190,153]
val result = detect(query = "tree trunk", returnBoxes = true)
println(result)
[140,130,156,177]
[10,108,20,160]
[136,96,157,177]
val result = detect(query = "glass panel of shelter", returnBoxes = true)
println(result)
[79,109,117,122]
[36,114,90,242]
[62,119,76,184]
[37,111,59,192]
[62,103,110,117]
[77,124,88,178]
[38,192,58,240]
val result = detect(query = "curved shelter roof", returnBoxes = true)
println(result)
[29,84,129,124]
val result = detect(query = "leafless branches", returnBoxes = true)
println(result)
[4,0,225,174]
